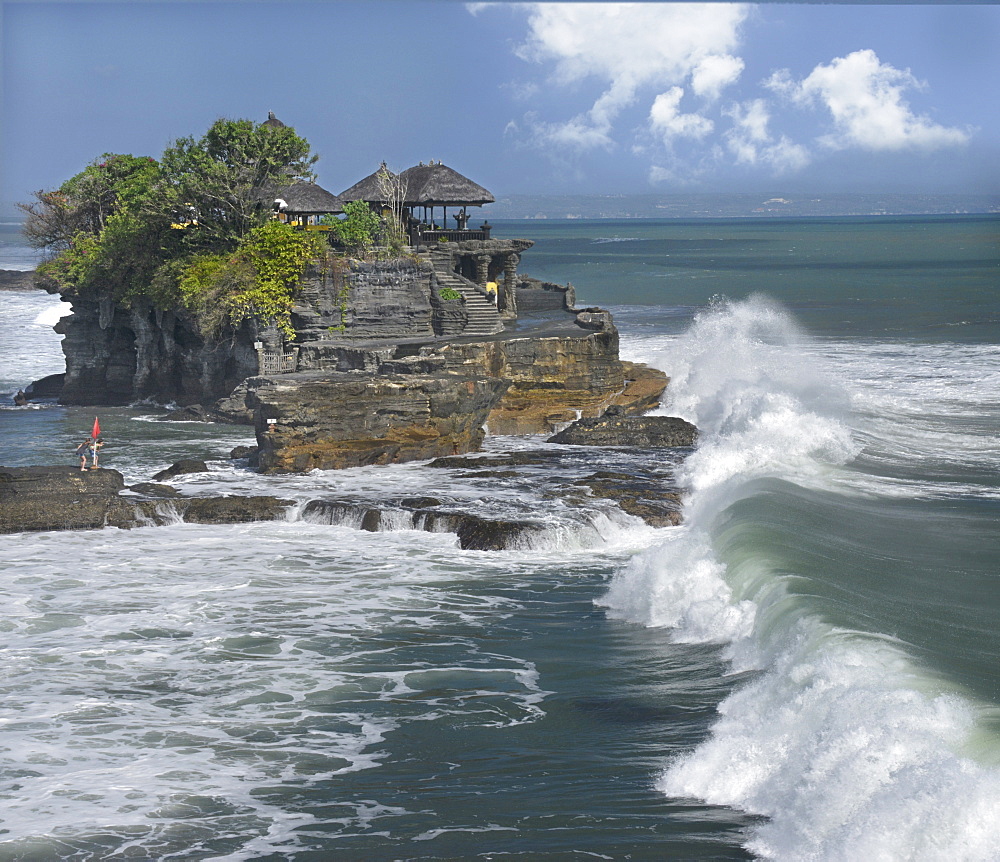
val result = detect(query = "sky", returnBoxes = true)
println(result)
[2,1,999,209]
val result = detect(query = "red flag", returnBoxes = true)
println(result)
[91,417,101,439]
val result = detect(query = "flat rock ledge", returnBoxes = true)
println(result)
[549,409,698,448]
[0,467,291,534]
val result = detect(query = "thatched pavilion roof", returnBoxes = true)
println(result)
[262,111,286,128]
[399,162,494,207]
[339,162,494,208]
[338,163,397,204]
[263,181,344,214]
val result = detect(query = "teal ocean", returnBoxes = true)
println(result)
[0,215,998,860]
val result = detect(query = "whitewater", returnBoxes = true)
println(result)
[608,295,1000,861]
[2,214,998,860]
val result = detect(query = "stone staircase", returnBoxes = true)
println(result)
[425,249,504,337]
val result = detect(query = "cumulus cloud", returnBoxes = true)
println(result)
[512,2,749,149]
[724,99,810,173]
[649,87,714,142]
[767,49,969,151]
[692,54,745,101]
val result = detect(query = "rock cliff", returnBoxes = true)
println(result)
[248,370,510,473]
[53,297,258,406]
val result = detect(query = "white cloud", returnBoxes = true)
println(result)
[513,2,749,149]
[692,54,745,102]
[723,99,810,173]
[649,87,714,142]
[768,49,969,152]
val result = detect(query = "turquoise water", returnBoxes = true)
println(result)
[1,215,999,860]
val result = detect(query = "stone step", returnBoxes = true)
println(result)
[422,251,504,336]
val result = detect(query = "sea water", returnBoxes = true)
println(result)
[0,215,998,860]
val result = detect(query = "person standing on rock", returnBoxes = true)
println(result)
[92,438,105,469]
[76,439,94,471]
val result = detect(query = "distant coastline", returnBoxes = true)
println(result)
[4,193,999,224]
[477,193,1000,221]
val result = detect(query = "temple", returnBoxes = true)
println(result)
[257,114,536,335]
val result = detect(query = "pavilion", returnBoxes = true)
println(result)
[339,161,495,244]
[270,181,345,228]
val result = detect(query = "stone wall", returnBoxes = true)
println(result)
[515,278,575,312]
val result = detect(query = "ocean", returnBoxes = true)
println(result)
[0,214,998,861]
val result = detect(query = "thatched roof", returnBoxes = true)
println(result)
[399,162,494,207]
[339,163,397,204]
[262,111,286,128]
[263,181,344,214]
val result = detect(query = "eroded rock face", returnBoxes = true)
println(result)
[249,370,510,473]
[548,409,699,449]
[444,326,666,435]
[54,297,258,406]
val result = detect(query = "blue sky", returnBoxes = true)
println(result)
[3,1,998,207]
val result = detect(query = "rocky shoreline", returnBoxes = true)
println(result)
[8,243,694,540]
[1,412,697,546]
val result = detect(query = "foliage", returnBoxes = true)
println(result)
[438,287,462,301]
[20,154,161,252]
[321,200,381,256]
[22,119,326,335]
[178,221,325,339]
[156,118,317,253]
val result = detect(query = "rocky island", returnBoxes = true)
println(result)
[6,113,698,537]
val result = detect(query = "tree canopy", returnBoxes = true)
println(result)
[22,117,324,338]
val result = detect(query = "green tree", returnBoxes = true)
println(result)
[22,118,327,337]
[178,221,326,339]
[19,153,161,251]
[321,200,382,256]
[156,118,317,252]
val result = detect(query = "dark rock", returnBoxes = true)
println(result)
[451,513,545,551]
[172,496,291,524]
[397,496,443,508]
[128,482,181,498]
[0,270,37,291]
[151,459,210,481]
[212,380,257,425]
[300,498,544,550]
[572,472,684,527]
[0,466,129,533]
[549,414,698,449]
[25,373,64,399]
[0,465,291,533]
[229,445,258,460]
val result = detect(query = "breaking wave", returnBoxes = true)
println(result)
[600,296,1000,860]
